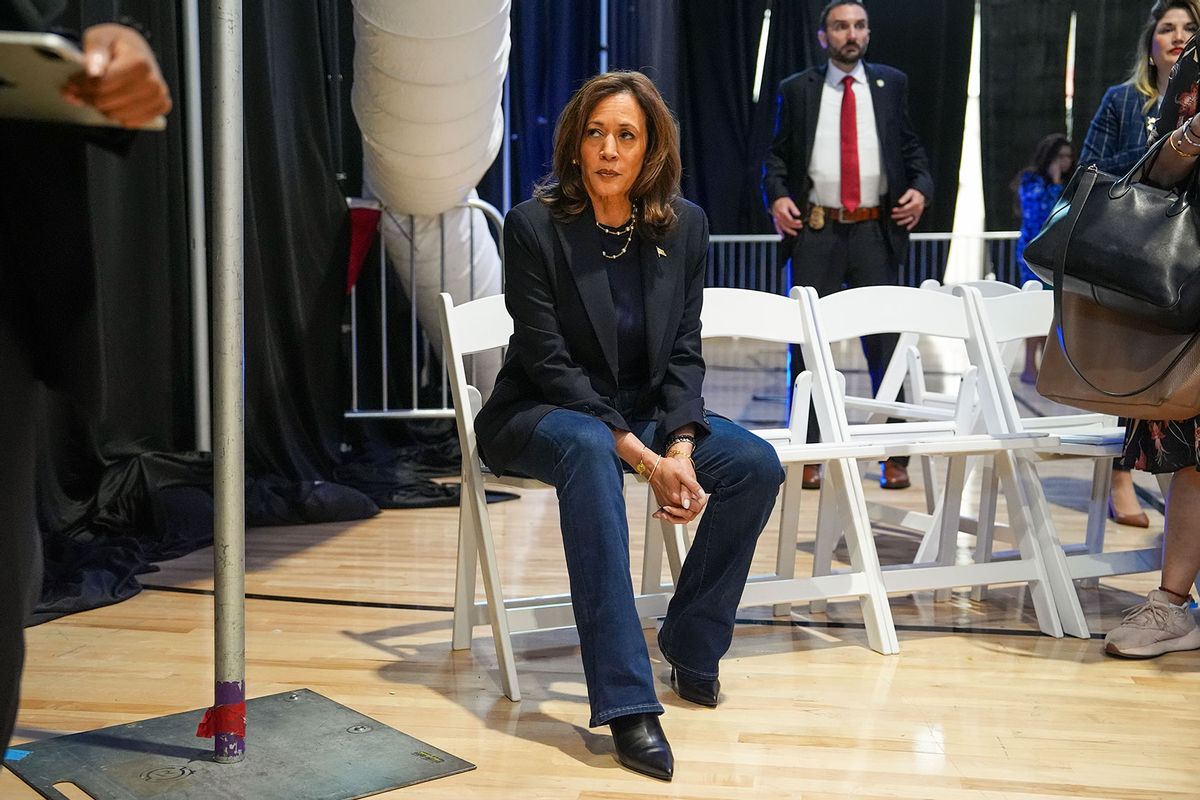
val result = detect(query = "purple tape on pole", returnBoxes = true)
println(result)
[212,680,245,759]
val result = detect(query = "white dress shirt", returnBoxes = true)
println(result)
[807,60,886,208]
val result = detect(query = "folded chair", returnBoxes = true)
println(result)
[962,287,1170,602]
[793,284,1087,638]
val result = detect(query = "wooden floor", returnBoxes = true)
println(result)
[4,347,1199,799]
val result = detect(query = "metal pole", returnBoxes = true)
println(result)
[184,0,212,451]
[212,0,246,764]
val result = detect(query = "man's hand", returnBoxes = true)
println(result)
[771,196,804,237]
[62,23,172,128]
[890,188,925,231]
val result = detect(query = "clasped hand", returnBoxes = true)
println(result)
[648,454,706,524]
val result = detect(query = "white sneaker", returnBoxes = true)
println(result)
[1104,590,1200,659]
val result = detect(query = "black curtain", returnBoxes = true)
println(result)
[675,1,821,233]
[981,0,1077,230]
[34,0,383,621]
[1072,1,1155,152]
[487,0,600,208]
[862,1,973,233]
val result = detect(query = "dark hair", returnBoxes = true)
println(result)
[819,0,866,31]
[534,70,681,238]
[1010,133,1074,212]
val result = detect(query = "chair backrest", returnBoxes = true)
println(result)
[700,287,808,344]
[808,284,974,344]
[438,292,512,477]
[975,288,1053,344]
[794,284,999,440]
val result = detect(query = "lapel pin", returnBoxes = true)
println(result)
[656,246,667,258]
[875,79,884,87]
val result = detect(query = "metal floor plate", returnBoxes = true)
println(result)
[4,688,474,800]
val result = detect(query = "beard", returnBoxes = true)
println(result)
[829,42,864,64]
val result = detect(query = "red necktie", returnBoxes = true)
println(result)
[840,75,860,212]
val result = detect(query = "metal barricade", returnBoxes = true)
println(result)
[345,197,504,420]
[345,223,1019,418]
[707,231,1020,290]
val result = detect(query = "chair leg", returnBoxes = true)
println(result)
[661,517,687,586]
[970,458,1000,602]
[1079,458,1113,589]
[452,475,479,651]
[641,489,666,594]
[772,465,804,616]
[920,454,938,515]
[828,458,900,655]
[995,452,1084,638]
[809,481,839,614]
[464,475,522,701]
[913,491,944,564]
[933,455,968,602]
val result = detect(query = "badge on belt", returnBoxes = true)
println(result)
[807,205,825,231]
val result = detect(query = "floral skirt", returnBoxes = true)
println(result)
[1120,417,1200,474]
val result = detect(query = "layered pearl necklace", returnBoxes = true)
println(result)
[597,203,637,260]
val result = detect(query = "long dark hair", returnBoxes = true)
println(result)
[1010,133,1073,215]
[534,70,682,239]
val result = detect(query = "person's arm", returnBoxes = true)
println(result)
[1080,88,1147,174]
[1146,114,1200,187]
[763,84,804,236]
[891,73,932,230]
[62,23,171,128]
[502,205,630,432]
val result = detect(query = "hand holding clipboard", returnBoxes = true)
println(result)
[0,24,170,130]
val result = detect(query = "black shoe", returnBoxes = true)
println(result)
[609,713,673,780]
[670,667,719,707]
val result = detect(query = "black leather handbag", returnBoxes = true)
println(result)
[1024,134,1200,333]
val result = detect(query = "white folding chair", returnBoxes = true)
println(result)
[693,288,901,653]
[438,292,680,701]
[794,284,1088,638]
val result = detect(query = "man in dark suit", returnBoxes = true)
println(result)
[1,0,171,757]
[762,0,933,491]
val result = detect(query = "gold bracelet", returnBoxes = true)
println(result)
[666,448,695,467]
[634,449,653,478]
[646,454,662,481]
[1169,130,1199,158]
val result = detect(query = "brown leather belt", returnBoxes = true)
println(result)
[807,205,881,229]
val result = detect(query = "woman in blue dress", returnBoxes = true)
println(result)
[1012,133,1074,383]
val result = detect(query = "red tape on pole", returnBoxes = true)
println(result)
[195,702,247,738]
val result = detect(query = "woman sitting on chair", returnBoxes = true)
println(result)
[474,71,784,781]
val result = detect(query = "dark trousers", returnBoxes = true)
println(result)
[505,409,784,727]
[0,300,40,754]
[784,218,908,464]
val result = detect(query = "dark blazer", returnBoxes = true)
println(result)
[762,61,934,264]
[0,0,106,413]
[1079,83,1152,175]
[475,197,711,476]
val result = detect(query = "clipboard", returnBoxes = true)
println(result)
[0,30,166,130]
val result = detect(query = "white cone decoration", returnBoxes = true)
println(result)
[352,0,510,395]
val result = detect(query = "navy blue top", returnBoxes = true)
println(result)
[593,222,648,395]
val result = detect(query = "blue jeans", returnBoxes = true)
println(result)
[505,409,784,727]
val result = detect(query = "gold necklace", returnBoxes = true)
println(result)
[597,204,637,260]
